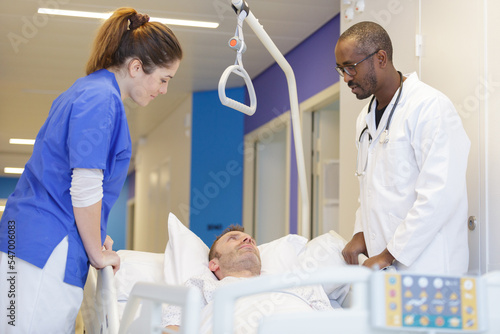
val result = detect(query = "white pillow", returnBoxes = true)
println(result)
[259,234,308,275]
[296,230,351,303]
[115,250,164,301]
[163,213,212,286]
[163,212,308,285]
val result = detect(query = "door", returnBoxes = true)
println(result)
[254,126,287,244]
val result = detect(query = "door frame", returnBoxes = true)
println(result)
[299,83,340,238]
[242,82,341,239]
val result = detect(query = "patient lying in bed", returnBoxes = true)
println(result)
[162,225,333,333]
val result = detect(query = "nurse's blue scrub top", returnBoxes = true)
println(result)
[0,69,131,288]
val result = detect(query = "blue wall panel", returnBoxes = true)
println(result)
[107,176,128,251]
[0,177,19,198]
[190,88,245,246]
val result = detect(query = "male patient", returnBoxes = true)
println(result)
[162,226,332,333]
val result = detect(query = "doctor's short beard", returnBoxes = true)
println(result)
[348,63,378,100]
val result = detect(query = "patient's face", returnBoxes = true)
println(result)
[215,231,261,273]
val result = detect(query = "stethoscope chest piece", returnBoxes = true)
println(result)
[379,130,389,144]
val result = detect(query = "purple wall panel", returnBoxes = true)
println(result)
[244,15,341,134]
[244,15,340,235]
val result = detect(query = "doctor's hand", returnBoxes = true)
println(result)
[363,248,395,271]
[342,232,367,265]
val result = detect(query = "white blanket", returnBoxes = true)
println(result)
[162,272,333,333]
[202,291,318,334]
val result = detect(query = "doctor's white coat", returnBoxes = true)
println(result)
[354,72,470,275]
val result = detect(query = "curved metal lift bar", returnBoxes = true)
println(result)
[220,0,310,238]
[219,64,257,116]
[218,6,257,116]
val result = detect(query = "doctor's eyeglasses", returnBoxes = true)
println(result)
[335,50,379,77]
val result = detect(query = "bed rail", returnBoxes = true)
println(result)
[81,266,119,334]
[83,265,202,334]
[212,266,372,334]
[119,282,201,334]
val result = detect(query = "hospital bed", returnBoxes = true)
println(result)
[81,213,500,334]
[82,262,500,334]
[81,212,352,333]
[81,252,500,334]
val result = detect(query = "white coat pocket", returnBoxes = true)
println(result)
[375,140,413,187]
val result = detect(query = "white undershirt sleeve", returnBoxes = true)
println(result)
[70,168,104,208]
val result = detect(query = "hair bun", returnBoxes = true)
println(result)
[129,13,150,30]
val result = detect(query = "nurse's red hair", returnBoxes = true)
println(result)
[86,7,183,75]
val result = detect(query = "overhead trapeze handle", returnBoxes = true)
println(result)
[218,64,257,116]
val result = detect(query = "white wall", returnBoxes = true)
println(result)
[133,96,192,253]
[486,1,500,271]
[338,0,499,273]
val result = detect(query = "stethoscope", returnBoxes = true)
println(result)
[355,71,403,177]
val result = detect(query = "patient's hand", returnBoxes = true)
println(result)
[342,232,367,265]
[165,325,180,332]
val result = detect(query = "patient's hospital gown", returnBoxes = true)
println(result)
[161,272,333,333]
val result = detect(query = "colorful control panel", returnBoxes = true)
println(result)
[371,272,486,332]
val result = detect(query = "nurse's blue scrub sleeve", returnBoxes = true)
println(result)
[0,69,131,288]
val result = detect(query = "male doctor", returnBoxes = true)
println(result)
[335,21,470,274]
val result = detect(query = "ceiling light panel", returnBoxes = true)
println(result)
[37,8,219,28]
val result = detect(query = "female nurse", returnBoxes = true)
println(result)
[0,7,182,333]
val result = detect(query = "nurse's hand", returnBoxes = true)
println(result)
[103,235,114,251]
[342,232,367,265]
[74,201,120,273]
[100,249,121,274]
[363,248,395,270]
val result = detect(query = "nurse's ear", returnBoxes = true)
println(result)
[127,58,144,78]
